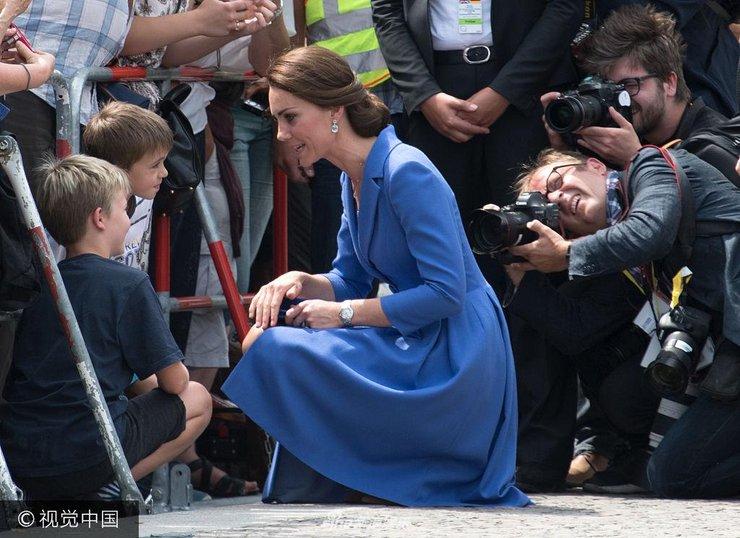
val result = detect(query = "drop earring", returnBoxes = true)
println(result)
[330,119,339,134]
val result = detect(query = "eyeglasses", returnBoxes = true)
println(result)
[545,164,575,194]
[617,74,661,97]
[126,195,137,218]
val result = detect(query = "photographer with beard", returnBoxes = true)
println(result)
[506,145,740,498]
[542,5,733,181]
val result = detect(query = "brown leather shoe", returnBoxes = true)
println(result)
[566,452,610,486]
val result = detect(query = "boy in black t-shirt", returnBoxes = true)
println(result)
[0,155,212,500]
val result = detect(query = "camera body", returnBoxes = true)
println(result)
[646,305,712,397]
[544,75,632,134]
[467,191,559,259]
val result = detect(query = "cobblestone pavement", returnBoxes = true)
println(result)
[140,493,740,537]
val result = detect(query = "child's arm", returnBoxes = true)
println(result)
[155,362,190,395]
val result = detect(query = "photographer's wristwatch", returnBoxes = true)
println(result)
[339,301,354,327]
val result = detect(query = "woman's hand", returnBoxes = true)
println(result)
[15,42,54,87]
[249,271,307,328]
[238,0,278,36]
[0,0,32,20]
[285,299,342,329]
[194,0,251,37]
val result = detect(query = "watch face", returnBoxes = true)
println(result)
[340,304,353,325]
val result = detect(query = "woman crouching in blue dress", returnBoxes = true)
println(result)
[222,46,529,508]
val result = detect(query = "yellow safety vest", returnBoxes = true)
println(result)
[305,0,390,88]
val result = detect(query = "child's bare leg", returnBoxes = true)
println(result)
[129,381,211,480]
[241,325,264,354]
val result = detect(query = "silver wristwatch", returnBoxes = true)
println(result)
[338,301,354,327]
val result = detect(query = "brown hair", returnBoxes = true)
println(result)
[267,46,390,138]
[34,155,131,246]
[580,4,690,102]
[84,101,173,170]
[514,148,588,195]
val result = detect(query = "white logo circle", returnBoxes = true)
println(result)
[17,510,35,528]
[618,90,631,107]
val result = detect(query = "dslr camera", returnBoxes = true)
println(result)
[646,305,712,397]
[467,191,559,262]
[545,75,632,134]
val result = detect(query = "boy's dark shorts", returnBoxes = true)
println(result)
[17,388,186,500]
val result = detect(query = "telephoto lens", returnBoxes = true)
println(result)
[544,95,604,133]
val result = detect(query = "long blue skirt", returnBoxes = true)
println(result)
[223,287,529,507]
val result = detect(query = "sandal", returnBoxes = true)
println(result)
[187,457,260,498]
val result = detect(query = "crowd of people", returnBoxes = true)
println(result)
[0,0,738,506]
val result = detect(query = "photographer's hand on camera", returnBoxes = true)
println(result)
[508,220,571,273]
[540,92,570,150]
[249,271,308,328]
[419,92,490,143]
[576,107,641,170]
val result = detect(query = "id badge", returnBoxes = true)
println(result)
[458,0,483,34]
[633,293,669,368]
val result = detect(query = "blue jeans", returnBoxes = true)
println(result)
[648,393,740,498]
[230,106,274,292]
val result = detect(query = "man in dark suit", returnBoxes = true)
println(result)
[371,0,583,218]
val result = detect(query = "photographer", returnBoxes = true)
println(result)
[542,5,732,179]
[509,146,740,498]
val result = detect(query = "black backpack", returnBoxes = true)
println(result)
[0,163,40,313]
[679,115,740,188]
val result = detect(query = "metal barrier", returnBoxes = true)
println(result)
[49,66,290,509]
[0,135,144,507]
[59,66,289,342]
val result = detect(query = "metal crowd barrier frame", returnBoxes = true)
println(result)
[58,65,290,342]
[0,135,144,507]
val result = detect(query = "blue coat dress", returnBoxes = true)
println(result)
[223,126,529,507]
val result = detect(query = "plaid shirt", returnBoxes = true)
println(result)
[15,0,132,124]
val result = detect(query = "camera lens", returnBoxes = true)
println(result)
[646,334,697,396]
[545,95,604,133]
[649,361,688,395]
[468,210,506,255]
[467,209,534,255]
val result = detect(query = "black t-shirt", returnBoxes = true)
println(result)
[1,254,183,477]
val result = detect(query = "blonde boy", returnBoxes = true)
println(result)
[1,156,210,500]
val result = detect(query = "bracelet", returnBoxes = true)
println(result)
[20,63,31,90]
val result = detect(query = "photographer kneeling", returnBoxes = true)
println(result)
[505,146,740,498]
